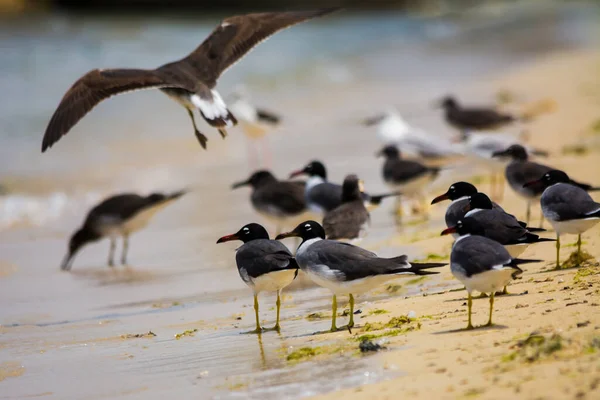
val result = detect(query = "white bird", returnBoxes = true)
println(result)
[363,108,462,164]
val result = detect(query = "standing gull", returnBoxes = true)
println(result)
[289,160,399,215]
[438,96,518,133]
[61,190,186,270]
[322,175,369,240]
[464,193,555,258]
[525,170,600,268]
[492,144,598,225]
[41,9,338,152]
[378,145,440,217]
[431,181,505,229]
[276,221,446,332]
[441,220,540,329]
[459,130,547,200]
[232,170,306,234]
[217,223,299,333]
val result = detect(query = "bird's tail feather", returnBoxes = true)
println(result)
[403,261,447,275]
[526,226,547,233]
[510,258,542,267]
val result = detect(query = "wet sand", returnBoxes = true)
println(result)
[1,23,600,400]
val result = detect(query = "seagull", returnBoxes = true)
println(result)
[438,96,518,133]
[464,192,555,259]
[377,145,440,217]
[41,9,338,152]
[322,175,369,240]
[232,170,306,234]
[289,160,399,215]
[61,190,186,270]
[431,181,505,230]
[363,109,462,164]
[441,219,540,329]
[492,144,597,226]
[227,85,282,168]
[525,170,600,268]
[459,130,547,200]
[276,220,446,332]
[217,223,299,333]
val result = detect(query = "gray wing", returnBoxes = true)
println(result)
[506,161,552,195]
[307,182,343,212]
[384,159,436,183]
[235,240,296,278]
[472,210,528,244]
[323,201,369,240]
[304,240,408,281]
[252,182,306,216]
[542,184,600,221]
[452,236,511,277]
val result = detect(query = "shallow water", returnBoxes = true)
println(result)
[0,2,599,399]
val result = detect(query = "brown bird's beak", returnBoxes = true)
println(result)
[275,229,299,240]
[440,226,458,236]
[431,192,450,205]
[289,169,305,179]
[217,233,239,244]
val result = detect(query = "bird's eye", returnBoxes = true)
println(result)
[450,186,455,190]
[304,223,312,231]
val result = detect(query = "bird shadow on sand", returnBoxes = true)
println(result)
[433,324,509,335]
[70,266,158,286]
[443,291,527,303]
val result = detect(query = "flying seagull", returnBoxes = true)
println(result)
[217,223,299,333]
[41,9,339,152]
[62,190,186,270]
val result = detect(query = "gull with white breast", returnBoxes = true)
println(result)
[276,221,446,332]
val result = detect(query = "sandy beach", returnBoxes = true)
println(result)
[1,5,600,399]
[309,50,600,400]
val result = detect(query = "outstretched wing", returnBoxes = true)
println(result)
[184,9,339,86]
[42,68,185,152]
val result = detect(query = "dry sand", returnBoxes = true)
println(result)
[307,50,600,400]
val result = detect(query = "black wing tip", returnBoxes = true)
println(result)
[511,258,542,266]
[411,262,448,269]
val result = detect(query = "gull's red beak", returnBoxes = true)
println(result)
[440,226,458,236]
[216,233,239,244]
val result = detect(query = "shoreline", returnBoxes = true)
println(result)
[0,46,599,400]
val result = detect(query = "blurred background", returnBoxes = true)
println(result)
[1,1,599,398]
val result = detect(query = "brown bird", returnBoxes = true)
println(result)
[41,9,339,152]
[322,174,370,240]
